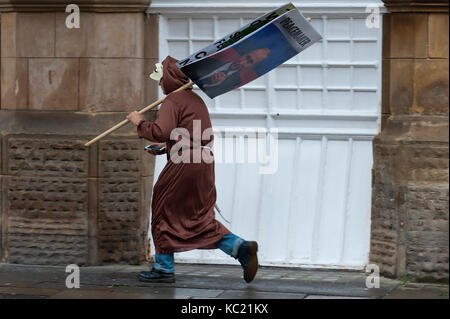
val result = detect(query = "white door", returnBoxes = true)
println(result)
[147,0,383,269]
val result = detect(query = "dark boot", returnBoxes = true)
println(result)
[237,241,259,283]
[138,268,176,283]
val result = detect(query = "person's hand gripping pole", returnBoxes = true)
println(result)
[84,81,194,147]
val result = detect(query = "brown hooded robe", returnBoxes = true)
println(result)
[137,56,230,254]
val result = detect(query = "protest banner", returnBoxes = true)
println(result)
[176,2,296,69]
[179,6,322,98]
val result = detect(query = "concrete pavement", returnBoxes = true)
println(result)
[0,263,448,299]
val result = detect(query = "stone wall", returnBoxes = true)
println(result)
[0,1,158,265]
[370,1,449,280]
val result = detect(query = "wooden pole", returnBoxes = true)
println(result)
[84,81,194,147]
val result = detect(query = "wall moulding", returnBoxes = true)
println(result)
[0,0,151,12]
[147,1,386,15]
[382,0,449,12]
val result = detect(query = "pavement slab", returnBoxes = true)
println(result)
[213,290,306,299]
[305,295,368,299]
[383,284,449,299]
[0,262,410,299]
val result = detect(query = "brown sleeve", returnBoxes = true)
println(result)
[137,98,179,142]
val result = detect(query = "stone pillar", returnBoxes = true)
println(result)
[370,0,449,280]
[0,1,159,265]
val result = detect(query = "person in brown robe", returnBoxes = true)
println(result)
[126,56,259,283]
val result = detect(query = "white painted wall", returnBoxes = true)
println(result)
[147,1,383,269]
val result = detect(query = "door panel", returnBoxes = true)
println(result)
[150,2,382,268]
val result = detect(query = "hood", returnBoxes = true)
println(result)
[160,56,190,94]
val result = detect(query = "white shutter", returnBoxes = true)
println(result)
[148,1,383,269]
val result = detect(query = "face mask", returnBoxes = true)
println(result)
[149,62,163,81]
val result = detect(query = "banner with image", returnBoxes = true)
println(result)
[176,2,296,70]
[178,5,322,99]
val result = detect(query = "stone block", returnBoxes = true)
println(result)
[98,234,143,264]
[371,208,403,243]
[1,13,17,57]
[1,58,28,109]
[144,14,159,59]
[5,176,88,236]
[378,116,449,143]
[407,230,449,247]
[28,58,79,110]
[406,185,449,214]
[429,13,449,58]
[382,14,391,59]
[413,59,449,115]
[407,146,449,170]
[3,173,89,265]
[5,135,89,178]
[0,110,140,137]
[79,58,145,112]
[97,175,149,264]
[406,144,449,184]
[0,175,4,262]
[56,12,144,58]
[371,225,399,243]
[90,13,144,58]
[98,139,141,178]
[87,178,99,265]
[371,152,396,185]
[55,12,93,58]
[373,141,449,186]
[389,59,414,115]
[88,142,99,178]
[407,219,449,234]
[389,13,428,58]
[98,177,140,237]
[406,186,449,233]
[381,59,391,115]
[87,180,99,234]
[412,14,429,58]
[1,12,55,58]
[407,245,449,279]
[389,14,414,58]
[6,233,88,265]
[0,134,2,174]
[381,114,390,132]
[369,239,398,277]
[411,168,449,184]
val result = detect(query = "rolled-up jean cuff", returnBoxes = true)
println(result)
[154,253,175,273]
[231,238,245,258]
[153,264,174,273]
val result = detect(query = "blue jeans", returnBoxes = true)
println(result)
[153,233,245,274]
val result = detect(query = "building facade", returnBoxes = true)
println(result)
[0,0,448,280]
[370,0,449,280]
[0,0,158,265]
